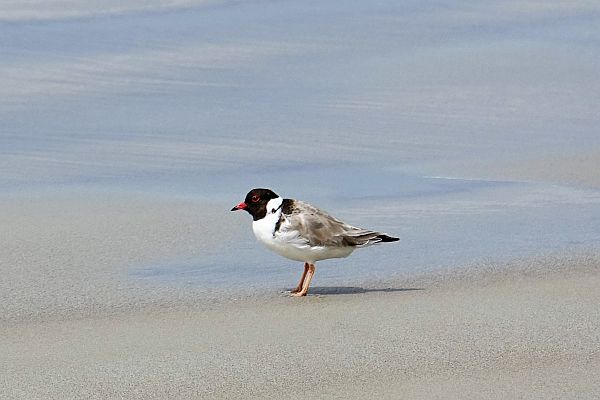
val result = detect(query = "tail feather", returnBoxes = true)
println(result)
[341,231,400,247]
[377,234,399,243]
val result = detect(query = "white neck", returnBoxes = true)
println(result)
[265,197,283,216]
[252,197,283,242]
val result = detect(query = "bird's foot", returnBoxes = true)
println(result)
[290,291,307,297]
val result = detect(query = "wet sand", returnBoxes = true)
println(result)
[1,188,599,399]
[468,150,600,190]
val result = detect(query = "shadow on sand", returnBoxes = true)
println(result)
[286,287,424,295]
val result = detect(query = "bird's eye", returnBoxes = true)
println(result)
[251,195,260,202]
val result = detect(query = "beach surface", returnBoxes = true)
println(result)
[2,0,600,398]
[1,186,599,399]
[2,253,599,399]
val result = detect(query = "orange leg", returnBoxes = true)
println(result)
[291,263,309,293]
[291,263,315,297]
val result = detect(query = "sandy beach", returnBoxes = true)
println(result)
[1,189,599,399]
[3,1,600,398]
[1,187,599,399]
[2,251,599,399]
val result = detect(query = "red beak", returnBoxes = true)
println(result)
[231,202,247,211]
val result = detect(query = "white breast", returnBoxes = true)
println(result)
[252,197,354,263]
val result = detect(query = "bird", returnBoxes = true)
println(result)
[231,188,399,296]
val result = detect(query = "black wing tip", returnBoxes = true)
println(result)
[378,234,400,243]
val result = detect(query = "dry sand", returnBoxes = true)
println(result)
[2,265,599,399]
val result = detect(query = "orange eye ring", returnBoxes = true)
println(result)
[251,195,260,202]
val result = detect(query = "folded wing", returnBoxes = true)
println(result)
[278,200,398,248]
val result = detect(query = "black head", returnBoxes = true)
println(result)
[231,188,280,220]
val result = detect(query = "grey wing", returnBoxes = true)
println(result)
[280,200,393,248]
